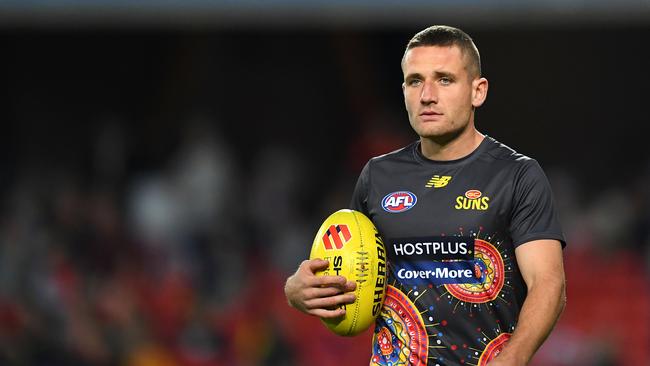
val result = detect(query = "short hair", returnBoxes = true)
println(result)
[402,25,481,78]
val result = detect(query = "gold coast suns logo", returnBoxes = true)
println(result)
[455,189,490,210]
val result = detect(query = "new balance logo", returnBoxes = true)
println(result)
[426,175,452,188]
[322,224,352,250]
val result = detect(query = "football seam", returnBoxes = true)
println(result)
[349,210,363,336]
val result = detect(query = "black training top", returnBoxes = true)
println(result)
[350,136,565,366]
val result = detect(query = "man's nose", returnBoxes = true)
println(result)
[420,81,438,104]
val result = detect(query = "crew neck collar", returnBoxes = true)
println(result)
[413,136,492,166]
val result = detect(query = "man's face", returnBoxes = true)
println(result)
[402,45,485,140]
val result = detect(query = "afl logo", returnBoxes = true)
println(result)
[381,191,417,213]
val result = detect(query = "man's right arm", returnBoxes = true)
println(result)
[285,161,370,318]
[284,258,357,318]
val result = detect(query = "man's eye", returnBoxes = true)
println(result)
[408,79,422,86]
[439,77,452,85]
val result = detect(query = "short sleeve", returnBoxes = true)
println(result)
[509,159,566,248]
[349,161,371,216]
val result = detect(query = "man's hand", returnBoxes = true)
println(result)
[284,258,357,319]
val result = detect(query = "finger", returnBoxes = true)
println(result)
[308,307,346,319]
[309,275,347,288]
[304,286,345,299]
[305,258,330,273]
[344,280,357,292]
[304,293,356,310]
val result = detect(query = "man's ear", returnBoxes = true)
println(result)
[472,77,488,107]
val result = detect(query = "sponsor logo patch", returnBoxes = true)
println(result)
[455,190,490,210]
[425,175,452,188]
[381,191,417,213]
[390,236,474,260]
[389,236,480,285]
[394,261,485,285]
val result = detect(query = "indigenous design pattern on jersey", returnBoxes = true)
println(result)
[478,333,511,365]
[370,285,428,365]
[445,238,505,303]
[376,229,517,365]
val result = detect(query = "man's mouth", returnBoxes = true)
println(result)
[420,110,442,116]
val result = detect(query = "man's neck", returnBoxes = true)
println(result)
[420,128,485,161]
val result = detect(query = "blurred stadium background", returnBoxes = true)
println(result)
[1,1,649,365]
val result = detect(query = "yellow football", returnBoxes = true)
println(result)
[309,209,387,336]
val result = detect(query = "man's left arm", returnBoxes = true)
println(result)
[488,239,566,366]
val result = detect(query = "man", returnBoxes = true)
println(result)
[285,25,566,366]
